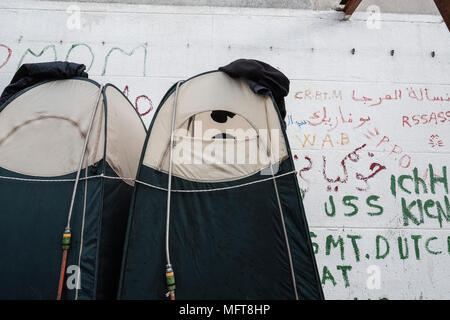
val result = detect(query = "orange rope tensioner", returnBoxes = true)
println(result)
[166,264,176,300]
[56,229,71,300]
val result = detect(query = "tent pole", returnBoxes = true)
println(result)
[56,85,103,300]
[263,99,299,300]
[165,81,183,300]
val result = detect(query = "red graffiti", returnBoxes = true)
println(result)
[363,127,411,168]
[135,95,153,117]
[122,85,154,117]
[296,155,313,197]
[429,134,444,148]
[322,144,386,192]
[122,85,130,97]
[0,44,12,70]
[299,156,313,181]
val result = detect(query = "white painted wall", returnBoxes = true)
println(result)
[0,0,449,300]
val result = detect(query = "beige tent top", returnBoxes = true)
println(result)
[143,71,288,182]
[0,79,146,185]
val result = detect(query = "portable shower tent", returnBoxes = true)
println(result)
[0,65,146,299]
[119,69,324,300]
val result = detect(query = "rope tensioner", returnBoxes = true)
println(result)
[56,85,103,300]
[163,81,183,301]
[57,228,71,300]
[165,264,176,300]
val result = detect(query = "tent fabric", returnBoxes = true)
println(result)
[218,59,290,121]
[104,85,148,185]
[0,72,146,299]
[0,61,88,107]
[0,80,105,177]
[119,69,324,300]
[142,72,288,182]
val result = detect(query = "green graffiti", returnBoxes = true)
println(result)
[430,165,448,194]
[347,235,362,262]
[321,266,336,287]
[411,235,422,260]
[325,195,384,218]
[336,265,352,288]
[390,174,397,197]
[425,237,442,255]
[448,236,450,255]
[367,195,383,216]
[18,45,57,69]
[102,44,148,76]
[402,198,424,226]
[398,237,409,260]
[310,231,319,254]
[312,233,448,264]
[324,195,335,217]
[413,167,428,194]
[398,175,413,195]
[391,164,448,198]
[343,196,358,216]
[326,235,344,260]
[65,43,94,71]
[376,235,390,259]
[435,197,450,228]
[300,188,306,200]
[402,196,449,228]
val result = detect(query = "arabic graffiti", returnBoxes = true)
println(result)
[353,87,450,107]
[308,106,371,131]
[322,144,386,192]
[286,114,309,131]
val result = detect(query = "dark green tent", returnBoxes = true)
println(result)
[118,70,324,300]
[0,72,146,299]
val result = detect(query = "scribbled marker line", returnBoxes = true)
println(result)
[17,45,57,69]
[65,43,94,72]
[135,95,153,117]
[102,44,147,76]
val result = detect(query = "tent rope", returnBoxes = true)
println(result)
[57,85,103,300]
[164,80,183,301]
[263,99,299,300]
[0,170,297,192]
[270,164,299,300]
[75,165,88,300]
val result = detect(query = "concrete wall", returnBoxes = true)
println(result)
[40,0,441,15]
[0,0,449,299]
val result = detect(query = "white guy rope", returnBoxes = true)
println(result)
[0,170,297,193]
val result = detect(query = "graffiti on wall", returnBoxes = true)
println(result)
[0,11,449,298]
[0,42,154,119]
[287,83,450,299]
